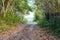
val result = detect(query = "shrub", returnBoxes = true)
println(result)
[0,11,21,25]
[35,13,60,36]
[49,16,60,36]
[22,18,28,23]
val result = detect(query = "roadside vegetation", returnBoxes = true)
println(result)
[34,0,60,36]
[0,0,60,37]
[0,0,32,32]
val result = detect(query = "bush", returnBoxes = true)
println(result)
[50,16,59,36]
[37,19,50,28]
[22,18,28,23]
[35,14,60,36]
[0,11,27,32]
[4,12,20,25]
[0,11,22,25]
[49,16,60,36]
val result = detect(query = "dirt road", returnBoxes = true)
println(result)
[0,23,59,40]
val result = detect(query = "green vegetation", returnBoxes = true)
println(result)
[34,0,60,36]
[1,0,60,36]
[0,0,32,32]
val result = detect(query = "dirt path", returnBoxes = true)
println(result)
[0,24,60,40]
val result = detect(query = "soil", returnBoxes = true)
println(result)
[0,24,60,40]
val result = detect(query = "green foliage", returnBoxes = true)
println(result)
[4,11,22,25]
[34,0,60,36]
[13,0,32,14]
[37,19,49,28]
[48,16,60,36]
[0,0,32,32]
[33,9,45,21]
[22,18,28,23]
[0,0,32,24]
[35,0,60,13]
[35,14,60,36]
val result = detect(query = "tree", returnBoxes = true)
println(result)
[34,0,60,36]
[0,0,32,24]
[0,0,32,17]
